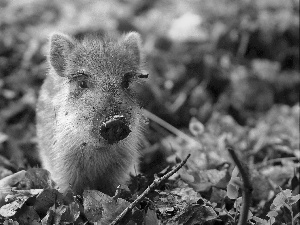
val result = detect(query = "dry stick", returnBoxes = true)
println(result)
[110,154,191,225]
[255,156,299,170]
[143,109,202,147]
[227,147,252,225]
[236,31,250,59]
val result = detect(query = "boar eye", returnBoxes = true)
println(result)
[78,80,88,89]
[72,70,89,89]
[137,73,148,79]
[122,72,134,89]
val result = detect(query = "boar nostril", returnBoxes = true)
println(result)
[100,116,131,144]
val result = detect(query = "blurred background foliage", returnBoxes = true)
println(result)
[0,0,299,196]
[0,0,299,224]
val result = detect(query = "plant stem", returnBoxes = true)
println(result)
[228,147,253,225]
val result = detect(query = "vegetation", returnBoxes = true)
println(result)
[0,0,299,224]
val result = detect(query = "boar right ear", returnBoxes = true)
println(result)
[122,32,142,65]
[49,33,75,77]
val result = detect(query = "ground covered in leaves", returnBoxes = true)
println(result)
[0,0,299,224]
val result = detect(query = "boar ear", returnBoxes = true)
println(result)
[122,32,142,65]
[49,33,75,77]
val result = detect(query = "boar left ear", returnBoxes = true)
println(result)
[122,32,142,65]
[49,33,75,77]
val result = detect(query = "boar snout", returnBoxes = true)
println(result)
[100,115,131,144]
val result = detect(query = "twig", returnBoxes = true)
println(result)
[255,157,299,170]
[236,31,250,59]
[110,154,191,225]
[227,147,252,225]
[143,109,202,147]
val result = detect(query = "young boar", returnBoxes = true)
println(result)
[36,32,146,196]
